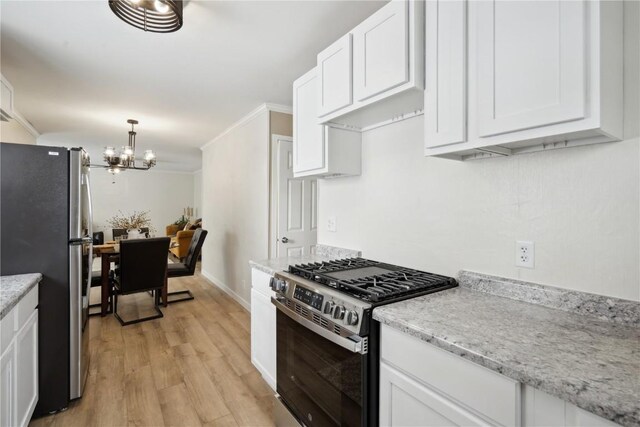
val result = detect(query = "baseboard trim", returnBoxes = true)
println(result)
[200,269,251,312]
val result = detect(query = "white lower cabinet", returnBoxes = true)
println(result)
[0,341,16,427]
[380,324,621,427]
[381,325,520,426]
[250,269,276,391]
[0,286,39,427]
[380,362,489,426]
[522,385,619,427]
[15,310,38,427]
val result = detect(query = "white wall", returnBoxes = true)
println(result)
[193,169,202,219]
[201,108,270,308]
[318,3,640,301]
[91,169,195,240]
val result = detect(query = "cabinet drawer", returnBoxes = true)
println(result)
[15,287,38,332]
[381,362,490,427]
[381,325,520,426]
[251,268,274,298]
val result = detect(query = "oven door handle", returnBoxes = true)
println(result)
[271,296,368,355]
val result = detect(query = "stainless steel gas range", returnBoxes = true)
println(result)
[270,258,457,427]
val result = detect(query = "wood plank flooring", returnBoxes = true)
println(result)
[30,267,275,427]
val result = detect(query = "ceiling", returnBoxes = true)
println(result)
[0,0,385,171]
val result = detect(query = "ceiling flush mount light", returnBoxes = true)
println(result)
[109,0,183,33]
[93,119,157,176]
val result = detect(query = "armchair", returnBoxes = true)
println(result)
[166,225,195,260]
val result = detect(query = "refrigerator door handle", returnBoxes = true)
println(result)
[69,243,82,399]
[69,236,93,245]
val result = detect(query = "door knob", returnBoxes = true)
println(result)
[280,237,289,243]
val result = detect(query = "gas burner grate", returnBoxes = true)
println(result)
[289,258,456,303]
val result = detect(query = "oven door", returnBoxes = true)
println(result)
[275,303,366,427]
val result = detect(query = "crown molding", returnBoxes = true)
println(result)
[12,109,40,139]
[264,102,293,114]
[200,102,292,150]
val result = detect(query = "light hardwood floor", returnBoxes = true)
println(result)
[30,267,275,427]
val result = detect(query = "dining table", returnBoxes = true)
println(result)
[94,242,168,316]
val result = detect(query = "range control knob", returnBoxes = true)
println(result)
[323,301,335,314]
[269,278,287,293]
[345,310,359,326]
[332,305,346,320]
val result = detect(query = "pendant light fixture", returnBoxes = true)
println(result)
[93,119,157,176]
[109,0,183,33]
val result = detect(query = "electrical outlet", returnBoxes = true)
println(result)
[327,216,337,232]
[516,241,535,268]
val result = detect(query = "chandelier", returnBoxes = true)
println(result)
[108,0,183,33]
[100,119,157,175]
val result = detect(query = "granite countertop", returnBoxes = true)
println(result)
[0,274,42,320]
[373,271,640,427]
[249,244,362,275]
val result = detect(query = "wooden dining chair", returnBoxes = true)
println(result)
[112,237,170,325]
[164,229,208,304]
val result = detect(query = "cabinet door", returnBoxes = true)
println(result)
[353,0,409,102]
[380,363,488,427]
[474,0,585,137]
[250,289,276,391]
[425,0,467,148]
[0,342,16,427]
[293,68,326,174]
[317,34,353,117]
[15,310,38,427]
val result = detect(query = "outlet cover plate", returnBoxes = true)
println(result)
[327,216,337,232]
[516,241,535,268]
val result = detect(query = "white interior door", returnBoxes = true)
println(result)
[276,138,318,257]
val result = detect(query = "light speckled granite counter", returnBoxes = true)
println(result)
[373,271,640,427]
[0,274,42,320]
[249,244,362,275]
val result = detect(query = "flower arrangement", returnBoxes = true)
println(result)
[173,215,189,228]
[107,210,155,233]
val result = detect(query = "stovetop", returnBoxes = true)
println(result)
[288,257,457,304]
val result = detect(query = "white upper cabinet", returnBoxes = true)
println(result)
[294,68,326,173]
[424,0,467,148]
[317,34,353,117]
[353,0,409,101]
[476,0,585,137]
[316,0,424,130]
[425,0,624,160]
[293,68,361,178]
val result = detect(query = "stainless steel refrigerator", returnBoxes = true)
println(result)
[1,143,92,415]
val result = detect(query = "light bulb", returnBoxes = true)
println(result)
[143,150,155,160]
[154,0,170,13]
[123,146,134,156]
[104,147,115,157]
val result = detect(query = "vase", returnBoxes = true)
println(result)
[127,228,143,240]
